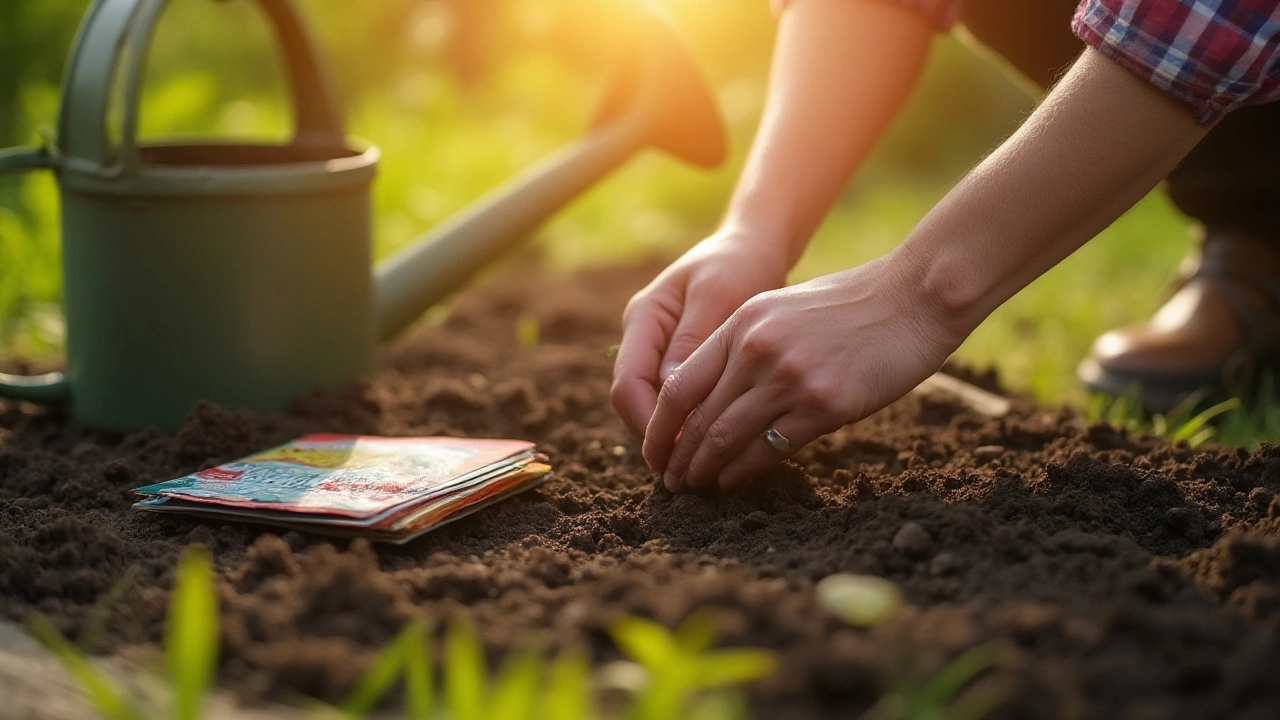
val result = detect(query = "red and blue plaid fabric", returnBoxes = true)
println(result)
[1073,0,1280,124]
[773,0,1280,125]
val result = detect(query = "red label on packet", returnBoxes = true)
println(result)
[197,467,245,482]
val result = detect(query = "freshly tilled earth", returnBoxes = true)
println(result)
[3,263,1280,719]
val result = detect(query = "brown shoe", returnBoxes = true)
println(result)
[1078,229,1280,413]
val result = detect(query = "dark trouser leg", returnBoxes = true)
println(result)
[959,0,1280,409]
[959,0,1280,239]
[957,0,1081,89]
[1165,103,1280,238]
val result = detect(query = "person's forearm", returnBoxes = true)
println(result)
[896,48,1210,339]
[724,0,931,266]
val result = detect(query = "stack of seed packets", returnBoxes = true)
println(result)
[132,434,551,544]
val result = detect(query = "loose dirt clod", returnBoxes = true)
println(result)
[892,521,934,558]
[4,262,1280,720]
[973,445,1006,464]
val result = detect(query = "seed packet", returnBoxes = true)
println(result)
[132,434,551,543]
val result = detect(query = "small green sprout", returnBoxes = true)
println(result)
[337,619,432,719]
[166,546,219,720]
[540,649,592,720]
[609,608,777,720]
[35,546,773,720]
[324,616,599,720]
[443,617,486,720]
[861,643,1003,720]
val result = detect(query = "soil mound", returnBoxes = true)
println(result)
[4,262,1280,719]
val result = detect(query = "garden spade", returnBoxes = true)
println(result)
[0,0,725,432]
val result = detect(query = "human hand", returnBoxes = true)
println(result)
[611,232,789,438]
[642,253,963,492]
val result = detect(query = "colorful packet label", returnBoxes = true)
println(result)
[132,434,535,518]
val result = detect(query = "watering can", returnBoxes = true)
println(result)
[0,0,725,433]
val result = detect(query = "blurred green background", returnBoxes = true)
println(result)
[0,0,1192,405]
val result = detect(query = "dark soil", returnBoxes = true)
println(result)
[4,263,1280,720]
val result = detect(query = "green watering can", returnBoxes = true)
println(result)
[0,0,724,432]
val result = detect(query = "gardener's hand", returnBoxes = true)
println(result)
[642,253,960,492]
[612,232,789,438]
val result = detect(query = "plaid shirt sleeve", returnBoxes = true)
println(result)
[770,0,960,32]
[1073,0,1280,125]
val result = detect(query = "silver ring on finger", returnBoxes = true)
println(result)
[760,426,790,454]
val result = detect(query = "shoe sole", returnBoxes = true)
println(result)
[1076,358,1221,416]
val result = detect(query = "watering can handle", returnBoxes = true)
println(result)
[0,147,72,404]
[59,0,344,173]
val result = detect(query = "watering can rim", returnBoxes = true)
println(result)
[56,137,379,198]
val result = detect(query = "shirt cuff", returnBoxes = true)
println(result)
[771,0,960,33]
[1072,0,1280,125]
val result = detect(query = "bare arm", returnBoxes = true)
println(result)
[611,0,931,437]
[644,48,1211,492]
[727,0,933,264]
[897,47,1209,336]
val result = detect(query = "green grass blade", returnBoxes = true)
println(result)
[627,682,685,720]
[1083,393,1108,424]
[1161,389,1207,432]
[539,649,591,720]
[859,694,906,720]
[684,689,750,720]
[920,644,994,710]
[609,617,680,670]
[340,625,413,717]
[1151,414,1169,439]
[27,613,140,720]
[692,649,777,688]
[674,608,720,655]
[485,642,542,720]
[444,618,487,720]
[166,545,219,720]
[944,683,1008,720]
[1171,397,1240,445]
[1187,426,1218,450]
[403,620,434,720]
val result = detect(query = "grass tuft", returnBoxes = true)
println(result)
[166,546,219,720]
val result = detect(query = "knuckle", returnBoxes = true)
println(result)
[737,295,767,321]
[740,324,782,359]
[802,380,845,418]
[772,353,806,383]
[668,328,707,352]
[608,380,628,411]
[621,296,646,324]
[681,406,707,442]
[657,371,685,406]
[704,421,736,455]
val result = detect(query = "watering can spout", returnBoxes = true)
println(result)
[373,4,725,341]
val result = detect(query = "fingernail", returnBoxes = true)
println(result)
[660,362,677,381]
[664,472,681,492]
